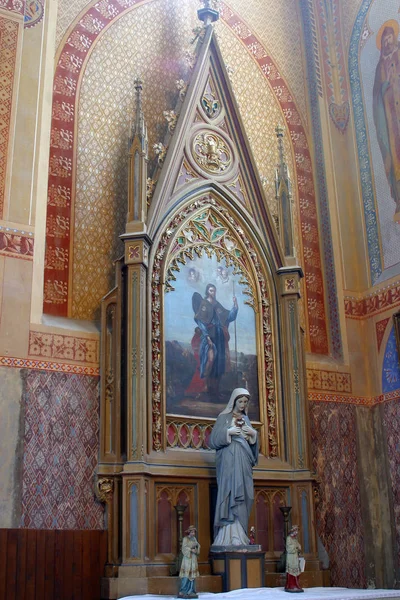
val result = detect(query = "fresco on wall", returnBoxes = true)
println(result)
[164,254,259,421]
[382,326,400,393]
[358,1,400,282]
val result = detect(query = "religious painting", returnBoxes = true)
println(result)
[164,253,260,421]
[394,311,400,357]
[382,326,400,393]
[356,1,400,283]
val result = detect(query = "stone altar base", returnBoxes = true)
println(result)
[119,587,400,600]
[210,549,266,592]
[101,575,222,599]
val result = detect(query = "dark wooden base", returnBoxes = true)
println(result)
[210,550,266,592]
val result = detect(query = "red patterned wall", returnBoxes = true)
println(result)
[21,370,104,529]
[382,400,400,573]
[0,16,19,219]
[309,401,367,588]
[44,1,330,355]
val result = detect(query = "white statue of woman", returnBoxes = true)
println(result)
[210,388,259,546]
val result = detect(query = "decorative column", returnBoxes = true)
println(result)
[123,236,150,462]
[122,77,151,462]
[126,78,148,234]
[96,476,121,574]
[275,126,310,470]
[170,504,188,575]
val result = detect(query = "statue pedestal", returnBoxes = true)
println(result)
[210,548,265,592]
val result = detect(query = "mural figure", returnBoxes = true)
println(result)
[191,284,238,400]
[210,388,258,547]
[178,525,200,599]
[284,525,304,593]
[373,20,400,222]
[165,255,259,419]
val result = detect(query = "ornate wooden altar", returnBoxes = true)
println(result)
[97,6,323,599]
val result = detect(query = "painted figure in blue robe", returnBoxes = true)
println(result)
[210,388,258,547]
[373,21,400,221]
[191,283,238,399]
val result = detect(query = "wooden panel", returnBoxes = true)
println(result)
[35,530,46,600]
[228,558,242,590]
[25,529,37,600]
[0,529,107,600]
[0,530,7,599]
[246,558,261,587]
[15,529,27,600]
[54,530,65,600]
[72,530,82,600]
[44,530,55,599]
[6,530,17,600]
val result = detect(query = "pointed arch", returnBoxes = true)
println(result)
[150,189,282,458]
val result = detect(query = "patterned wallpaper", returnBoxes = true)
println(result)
[0,16,19,220]
[20,370,104,529]
[219,0,308,126]
[55,0,308,130]
[55,0,92,49]
[382,400,400,574]
[342,0,365,54]
[72,0,299,319]
[215,21,295,231]
[47,0,331,355]
[310,401,367,588]
[73,0,196,319]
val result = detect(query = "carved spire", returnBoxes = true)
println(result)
[198,0,219,26]
[275,125,295,260]
[126,78,148,233]
[131,77,147,147]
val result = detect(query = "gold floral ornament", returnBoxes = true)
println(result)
[192,131,232,175]
[165,208,254,306]
[191,25,207,44]
[163,110,178,134]
[176,79,188,101]
[95,477,114,503]
[153,142,167,165]
[184,50,197,70]
[147,178,156,204]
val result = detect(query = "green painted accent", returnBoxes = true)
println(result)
[290,301,303,465]
[193,222,209,240]
[132,272,137,457]
[194,211,208,222]
[210,227,227,242]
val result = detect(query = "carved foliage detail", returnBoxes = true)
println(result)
[151,195,277,456]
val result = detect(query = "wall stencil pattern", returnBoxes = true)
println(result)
[382,399,400,572]
[310,401,366,588]
[21,370,104,529]
[0,16,19,220]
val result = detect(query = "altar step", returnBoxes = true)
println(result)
[101,574,223,599]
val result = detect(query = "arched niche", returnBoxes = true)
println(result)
[149,189,282,459]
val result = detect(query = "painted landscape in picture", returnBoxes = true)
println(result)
[164,254,260,421]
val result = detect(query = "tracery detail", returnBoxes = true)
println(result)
[151,195,277,456]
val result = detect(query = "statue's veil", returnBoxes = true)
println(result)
[219,388,250,416]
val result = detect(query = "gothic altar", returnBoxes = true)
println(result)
[96,4,325,599]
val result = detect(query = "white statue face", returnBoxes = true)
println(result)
[234,395,249,412]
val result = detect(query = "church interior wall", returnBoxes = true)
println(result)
[0,0,399,593]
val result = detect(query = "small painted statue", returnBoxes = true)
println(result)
[249,526,256,545]
[178,525,200,599]
[284,525,304,593]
